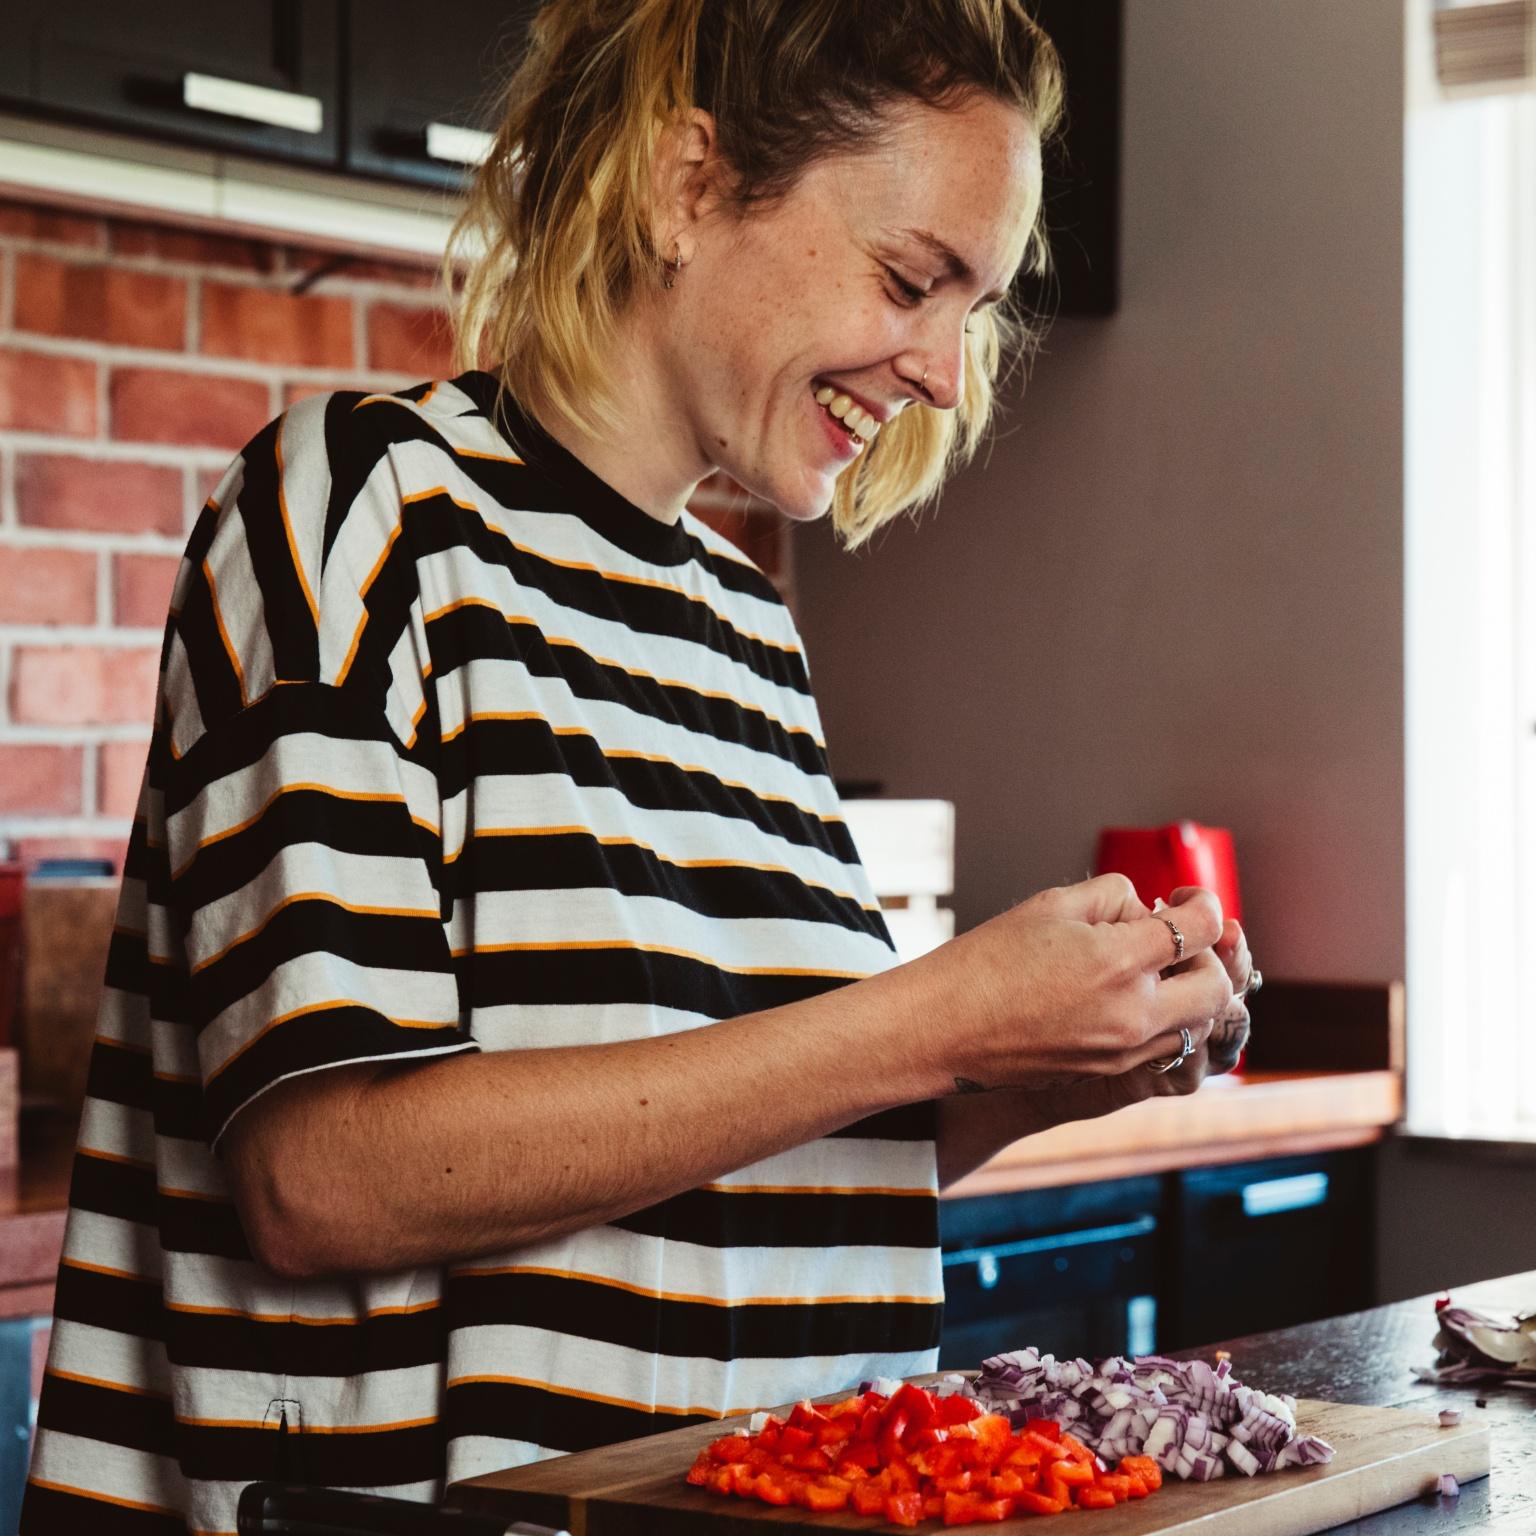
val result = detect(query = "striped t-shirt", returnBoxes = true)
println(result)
[22,371,943,1536]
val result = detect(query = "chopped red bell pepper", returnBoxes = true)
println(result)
[1096,1472,1133,1500]
[685,1379,1164,1522]
[1012,1487,1068,1515]
[943,1490,1014,1525]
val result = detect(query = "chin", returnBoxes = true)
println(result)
[726,465,836,526]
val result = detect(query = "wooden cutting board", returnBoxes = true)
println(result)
[449,1390,1490,1536]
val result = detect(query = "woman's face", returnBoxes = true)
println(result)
[663,92,1041,523]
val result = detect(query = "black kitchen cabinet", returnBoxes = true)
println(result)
[0,0,1120,315]
[1162,1150,1375,1351]
[343,0,538,188]
[939,1176,1162,1368]
[939,1148,1375,1366]
[1018,0,1123,317]
[0,0,340,166]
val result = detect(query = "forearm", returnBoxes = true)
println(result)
[231,959,954,1278]
[934,1078,1124,1191]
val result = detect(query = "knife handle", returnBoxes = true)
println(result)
[236,1482,568,1536]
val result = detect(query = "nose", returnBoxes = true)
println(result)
[904,314,968,411]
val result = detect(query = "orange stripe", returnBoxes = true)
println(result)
[444,1372,732,1420]
[157,1184,230,1204]
[47,1367,169,1400]
[449,1262,943,1309]
[202,557,248,708]
[77,1145,153,1171]
[401,484,479,512]
[94,1031,150,1055]
[476,527,802,659]
[206,998,452,1085]
[462,823,864,903]
[454,445,525,464]
[61,1256,158,1284]
[417,602,819,748]
[445,937,864,980]
[335,522,407,686]
[173,781,434,880]
[167,1296,441,1324]
[25,1477,182,1520]
[274,414,320,628]
[422,594,508,625]
[432,718,841,832]
[174,1409,438,1434]
[404,691,430,751]
[190,890,440,976]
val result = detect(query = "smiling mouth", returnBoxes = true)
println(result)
[813,385,881,446]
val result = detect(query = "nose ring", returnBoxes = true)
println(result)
[922,365,929,393]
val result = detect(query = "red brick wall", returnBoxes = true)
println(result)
[0,196,788,873]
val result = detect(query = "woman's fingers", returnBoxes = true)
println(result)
[1131,888,1224,978]
[1141,948,1232,1051]
[1206,1009,1250,1074]
[1041,871,1152,926]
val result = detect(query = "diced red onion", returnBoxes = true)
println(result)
[1438,1408,1463,1427]
[1436,1473,1460,1497]
[973,1347,1335,1482]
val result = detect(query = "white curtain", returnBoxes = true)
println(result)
[1405,5,1536,1135]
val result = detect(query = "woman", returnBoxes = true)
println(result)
[22,2,1254,1531]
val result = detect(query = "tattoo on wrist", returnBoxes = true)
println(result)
[953,1076,988,1095]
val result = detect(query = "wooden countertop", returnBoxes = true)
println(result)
[943,1069,1404,1198]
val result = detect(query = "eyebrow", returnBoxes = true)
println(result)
[893,227,1010,306]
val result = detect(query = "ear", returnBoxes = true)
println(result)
[651,108,725,263]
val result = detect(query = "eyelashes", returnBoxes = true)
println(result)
[883,266,980,338]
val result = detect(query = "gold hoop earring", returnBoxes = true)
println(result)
[662,241,683,290]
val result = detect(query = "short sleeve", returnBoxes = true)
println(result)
[159,395,473,1149]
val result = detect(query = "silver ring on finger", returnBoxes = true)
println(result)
[1146,1025,1195,1074]
[1239,966,1263,1001]
[1157,916,1185,964]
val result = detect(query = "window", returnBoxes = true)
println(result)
[1404,0,1536,1136]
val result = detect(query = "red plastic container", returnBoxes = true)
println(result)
[1093,821,1242,923]
[0,861,23,1049]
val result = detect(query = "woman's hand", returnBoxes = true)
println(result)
[907,873,1234,1095]
[1163,884,1255,1078]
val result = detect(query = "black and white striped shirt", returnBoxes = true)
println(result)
[23,372,943,1536]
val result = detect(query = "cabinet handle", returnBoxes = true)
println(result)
[182,73,324,135]
[1239,1171,1329,1217]
[943,1214,1157,1292]
[425,122,495,166]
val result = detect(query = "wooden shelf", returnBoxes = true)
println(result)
[943,1070,1403,1198]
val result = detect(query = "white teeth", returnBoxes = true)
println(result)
[813,385,880,445]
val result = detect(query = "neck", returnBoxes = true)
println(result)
[529,308,711,527]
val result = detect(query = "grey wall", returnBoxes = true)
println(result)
[795,0,1406,984]
[1375,1140,1536,1302]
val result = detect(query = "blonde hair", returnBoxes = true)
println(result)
[446,0,1064,550]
